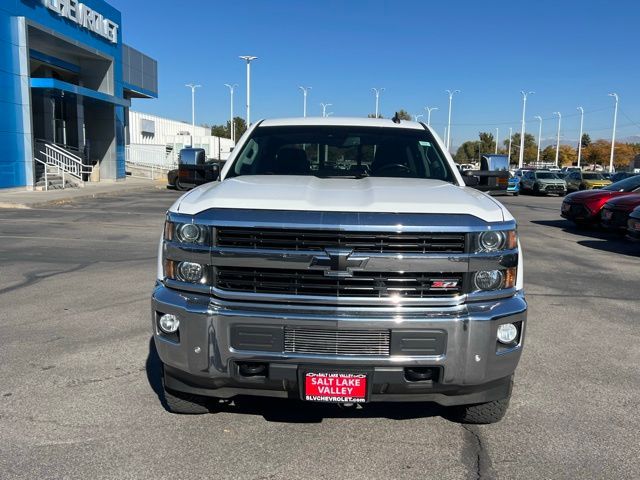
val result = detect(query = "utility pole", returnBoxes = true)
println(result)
[224,83,238,144]
[299,86,311,117]
[608,93,619,172]
[185,83,201,141]
[425,106,438,126]
[534,115,543,164]
[553,112,562,167]
[371,88,384,118]
[445,89,460,150]
[495,128,499,154]
[507,127,513,164]
[239,55,258,126]
[413,114,423,122]
[576,106,584,167]
[519,91,535,168]
[320,103,332,118]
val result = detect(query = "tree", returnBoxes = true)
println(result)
[581,133,591,149]
[541,145,556,163]
[454,141,481,163]
[503,132,537,164]
[210,116,247,140]
[395,109,412,121]
[211,124,227,137]
[478,132,495,155]
[367,113,384,118]
[558,145,577,166]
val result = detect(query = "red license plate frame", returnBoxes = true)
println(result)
[304,372,368,403]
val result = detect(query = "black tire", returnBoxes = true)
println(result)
[175,179,188,191]
[533,184,540,195]
[513,191,519,196]
[163,387,210,414]
[448,397,511,424]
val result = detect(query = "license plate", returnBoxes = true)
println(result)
[603,210,613,220]
[304,372,367,403]
[562,203,570,212]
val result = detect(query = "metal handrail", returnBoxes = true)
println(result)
[38,143,91,189]
[34,158,49,191]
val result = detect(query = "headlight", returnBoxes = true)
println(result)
[164,221,209,244]
[177,261,204,283]
[473,270,504,290]
[476,230,517,252]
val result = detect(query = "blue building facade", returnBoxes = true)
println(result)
[0,0,157,189]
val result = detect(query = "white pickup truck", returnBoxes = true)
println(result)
[152,117,527,423]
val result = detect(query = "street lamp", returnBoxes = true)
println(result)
[413,114,423,122]
[495,128,499,154]
[608,93,619,172]
[185,83,201,140]
[518,91,535,169]
[553,112,562,167]
[371,88,384,118]
[320,103,332,118]
[224,83,238,144]
[424,106,438,126]
[299,86,312,117]
[576,107,584,167]
[239,55,258,126]
[534,115,543,164]
[507,127,513,164]
[445,89,460,150]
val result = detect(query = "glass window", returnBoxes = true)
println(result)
[536,172,558,179]
[583,173,605,180]
[227,126,456,182]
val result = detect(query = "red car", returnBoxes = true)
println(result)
[561,175,640,225]
[600,194,640,231]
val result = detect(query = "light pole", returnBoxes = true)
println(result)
[495,128,499,154]
[507,127,513,164]
[185,83,201,140]
[424,106,438,126]
[413,114,423,122]
[445,89,460,150]
[239,55,258,126]
[371,88,384,118]
[534,115,543,164]
[553,112,562,167]
[224,83,238,144]
[299,86,311,117]
[320,103,332,118]
[518,91,535,168]
[576,106,584,167]
[608,93,619,172]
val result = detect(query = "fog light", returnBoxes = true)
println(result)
[177,261,204,283]
[497,323,518,344]
[473,270,504,290]
[159,313,179,334]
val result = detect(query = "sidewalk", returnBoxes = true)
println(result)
[0,177,168,209]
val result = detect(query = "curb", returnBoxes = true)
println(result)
[0,183,168,209]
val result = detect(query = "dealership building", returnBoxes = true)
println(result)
[1,0,158,189]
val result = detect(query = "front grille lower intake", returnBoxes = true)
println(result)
[216,228,466,254]
[215,267,464,298]
[284,327,390,356]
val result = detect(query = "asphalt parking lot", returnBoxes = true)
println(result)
[0,189,638,480]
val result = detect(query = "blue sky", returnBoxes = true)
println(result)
[111,0,640,147]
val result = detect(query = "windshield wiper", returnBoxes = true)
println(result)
[314,173,369,179]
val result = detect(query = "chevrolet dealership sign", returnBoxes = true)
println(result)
[43,0,119,44]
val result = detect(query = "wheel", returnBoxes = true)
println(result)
[447,397,511,424]
[175,178,188,191]
[163,387,210,414]
[559,192,566,197]
[533,184,540,195]
[513,191,519,196]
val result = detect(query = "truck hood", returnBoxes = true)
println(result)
[172,175,508,223]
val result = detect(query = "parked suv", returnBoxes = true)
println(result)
[520,170,567,196]
[565,171,611,192]
[152,117,527,424]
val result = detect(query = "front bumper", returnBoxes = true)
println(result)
[151,284,527,405]
[561,202,598,222]
[538,183,566,194]
[601,208,631,231]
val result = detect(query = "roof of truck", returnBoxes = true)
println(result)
[258,116,427,130]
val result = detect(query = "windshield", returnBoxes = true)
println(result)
[536,172,559,179]
[583,173,605,180]
[603,174,640,192]
[227,126,456,182]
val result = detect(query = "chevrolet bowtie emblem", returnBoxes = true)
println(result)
[309,248,369,277]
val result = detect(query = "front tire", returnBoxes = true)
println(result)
[448,397,511,424]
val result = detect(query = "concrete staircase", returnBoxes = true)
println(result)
[34,163,81,190]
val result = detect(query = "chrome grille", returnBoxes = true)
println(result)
[216,228,466,254]
[284,327,390,356]
[215,267,464,298]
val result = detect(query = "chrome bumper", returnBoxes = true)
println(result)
[151,284,527,403]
